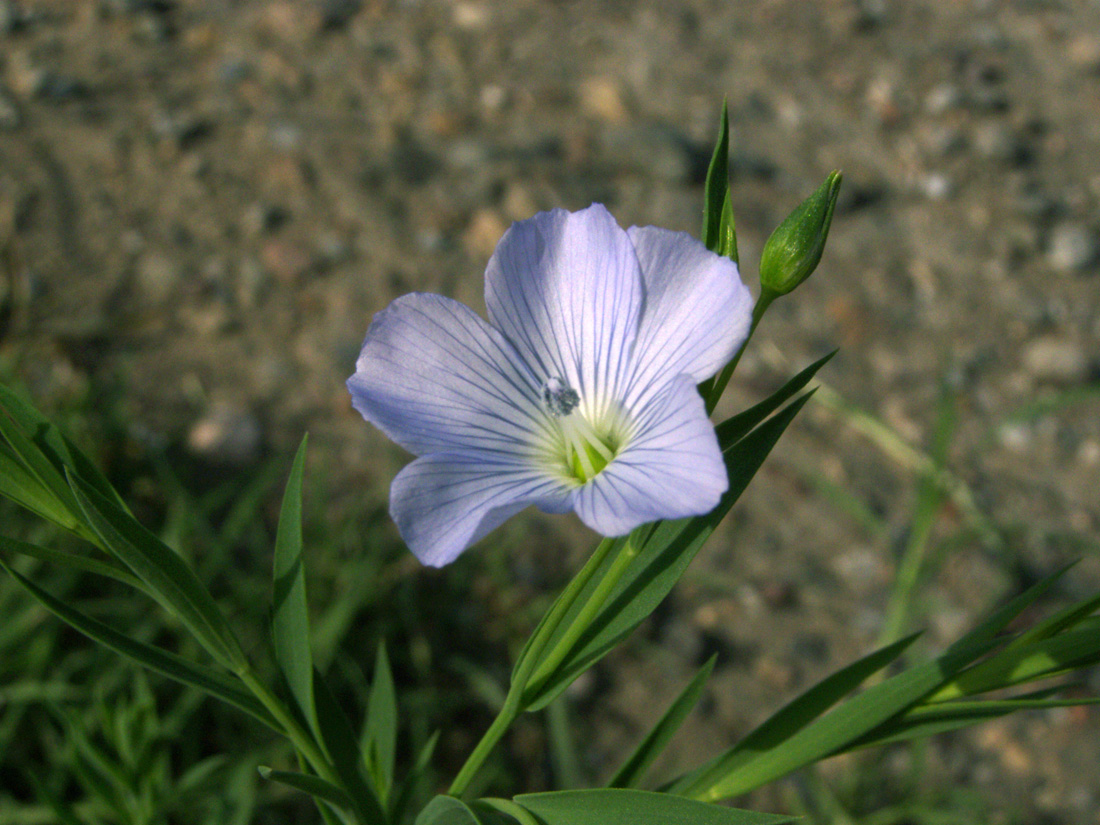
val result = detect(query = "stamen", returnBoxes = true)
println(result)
[541,377,580,417]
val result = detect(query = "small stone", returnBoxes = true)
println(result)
[1047,222,1098,272]
[0,92,18,130]
[462,209,506,259]
[580,77,627,123]
[919,172,953,200]
[188,404,262,466]
[924,83,961,114]
[135,252,180,306]
[601,124,694,183]
[261,239,312,282]
[973,122,1028,165]
[1022,337,1089,384]
[242,201,288,237]
[1068,34,1100,74]
[151,109,211,148]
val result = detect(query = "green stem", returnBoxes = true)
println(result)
[525,536,639,694]
[448,534,639,797]
[706,288,776,415]
[238,668,341,789]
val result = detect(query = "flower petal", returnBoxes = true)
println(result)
[347,293,555,457]
[390,452,573,567]
[485,204,644,418]
[622,226,752,405]
[573,375,728,535]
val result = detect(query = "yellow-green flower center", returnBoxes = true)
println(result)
[540,377,628,484]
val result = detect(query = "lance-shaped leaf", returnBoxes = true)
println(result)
[67,470,247,671]
[273,436,320,739]
[0,534,148,593]
[416,796,489,825]
[513,788,793,825]
[521,391,816,711]
[0,558,278,731]
[312,668,389,824]
[0,383,127,513]
[671,635,998,802]
[702,101,731,253]
[364,642,398,799]
[607,655,716,789]
[392,732,440,825]
[258,767,355,815]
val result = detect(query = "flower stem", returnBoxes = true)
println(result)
[237,668,341,790]
[448,534,632,797]
[524,535,638,695]
[706,288,776,415]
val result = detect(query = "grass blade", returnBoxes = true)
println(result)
[515,788,794,825]
[608,655,716,789]
[258,766,355,814]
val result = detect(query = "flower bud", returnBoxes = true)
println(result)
[759,170,842,296]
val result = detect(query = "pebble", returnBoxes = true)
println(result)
[242,201,288,237]
[1047,221,1098,272]
[580,77,627,123]
[187,404,262,466]
[135,252,180,306]
[973,122,1028,165]
[1022,336,1089,384]
[0,92,18,130]
[600,123,695,183]
[924,83,962,114]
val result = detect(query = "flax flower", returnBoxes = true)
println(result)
[348,204,752,566]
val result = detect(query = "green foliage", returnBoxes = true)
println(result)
[512,789,794,825]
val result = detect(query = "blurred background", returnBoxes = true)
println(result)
[1,0,1099,822]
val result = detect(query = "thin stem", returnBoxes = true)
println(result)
[237,668,341,788]
[448,534,629,797]
[525,536,639,694]
[706,288,776,415]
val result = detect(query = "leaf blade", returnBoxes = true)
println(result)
[273,436,319,738]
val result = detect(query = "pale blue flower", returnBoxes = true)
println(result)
[347,204,752,567]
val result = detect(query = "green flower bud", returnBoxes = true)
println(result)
[759,170,842,296]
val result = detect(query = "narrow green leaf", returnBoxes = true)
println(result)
[0,383,129,512]
[0,407,81,526]
[365,641,398,797]
[608,655,716,789]
[416,795,488,825]
[67,470,247,671]
[313,668,389,824]
[677,636,997,802]
[702,101,731,252]
[0,533,149,593]
[259,766,355,812]
[523,393,815,711]
[715,351,835,448]
[718,189,739,264]
[945,562,1075,655]
[0,558,279,731]
[1006,588,1100,650]
[392,731,440,825]
[665,633,918,795]
[515,788,794,825]
[0,447,78,528]
[273,436,319,739]
[935,625,1100,700]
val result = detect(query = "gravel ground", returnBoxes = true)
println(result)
[2,0,1099,821]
